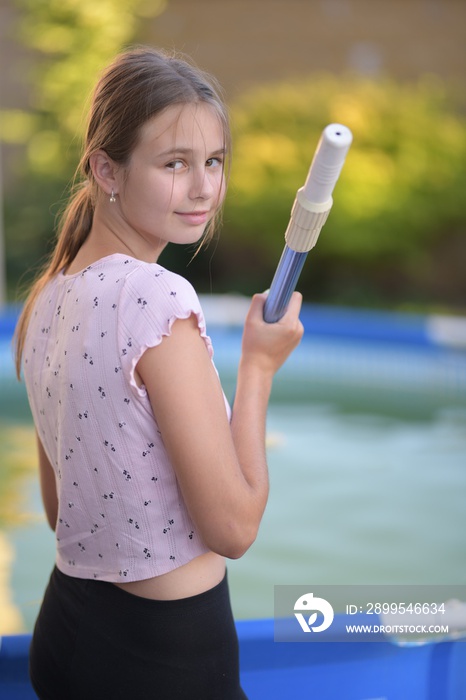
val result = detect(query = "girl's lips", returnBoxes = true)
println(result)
[176,211,209,225]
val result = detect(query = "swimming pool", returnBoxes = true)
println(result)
[1,301,466,633]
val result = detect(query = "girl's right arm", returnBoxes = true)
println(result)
[36,433,58,531]
[136,292,303,559]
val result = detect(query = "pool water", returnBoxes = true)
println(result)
[1,309,466,633]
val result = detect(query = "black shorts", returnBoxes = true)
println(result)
[29,566,248,700]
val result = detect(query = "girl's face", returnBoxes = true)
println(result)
[115,102,226,256]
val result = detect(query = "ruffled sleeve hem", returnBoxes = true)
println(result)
[117,262,213,398]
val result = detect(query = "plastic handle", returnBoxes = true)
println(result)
[263,124,352,323]
[302,123,353,205]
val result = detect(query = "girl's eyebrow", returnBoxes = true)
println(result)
[158,146,226,159]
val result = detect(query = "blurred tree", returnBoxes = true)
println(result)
[218,75,466,310]
[2,0,165,295]
[3,6,466,311]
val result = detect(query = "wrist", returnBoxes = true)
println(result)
[237,356,275,390]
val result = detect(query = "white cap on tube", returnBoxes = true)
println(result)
[285,123,352,252]
[303,124,353,204]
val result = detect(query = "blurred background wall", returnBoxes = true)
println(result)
[143,0,466,97]
[1,0,465,311]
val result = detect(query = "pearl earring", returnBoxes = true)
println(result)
[109,189,116,203]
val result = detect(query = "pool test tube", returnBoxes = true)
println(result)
[263,124,353,323]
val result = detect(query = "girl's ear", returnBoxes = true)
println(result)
[89,150,119,196]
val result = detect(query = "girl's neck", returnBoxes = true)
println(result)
[65,211,166,275]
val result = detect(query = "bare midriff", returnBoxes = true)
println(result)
[112,550,226,600]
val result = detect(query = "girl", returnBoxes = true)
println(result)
[15,46,303,699]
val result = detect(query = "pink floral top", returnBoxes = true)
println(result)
[23,254,229,582]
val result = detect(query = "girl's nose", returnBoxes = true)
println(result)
[189,167,215,201]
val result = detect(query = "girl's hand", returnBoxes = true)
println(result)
[241,291,304,376]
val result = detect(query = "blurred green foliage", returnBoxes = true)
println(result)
[2,2,465,310]
[219,75,466,309]
[2,0,165,292]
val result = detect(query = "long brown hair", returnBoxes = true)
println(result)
[15,46,231,378]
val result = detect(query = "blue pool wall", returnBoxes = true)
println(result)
[2,300,465,347]
[1,622,466,700]
[2,301,466,416]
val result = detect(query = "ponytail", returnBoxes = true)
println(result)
[14,181,95,379]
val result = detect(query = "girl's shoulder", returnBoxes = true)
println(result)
[41,254,203,341]
[110,256,209,350]
[52,254,206,344]
[120,256,199,307]
[60,254,198,304]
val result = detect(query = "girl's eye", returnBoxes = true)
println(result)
[166,160,185,170]
[206,156,223,168]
